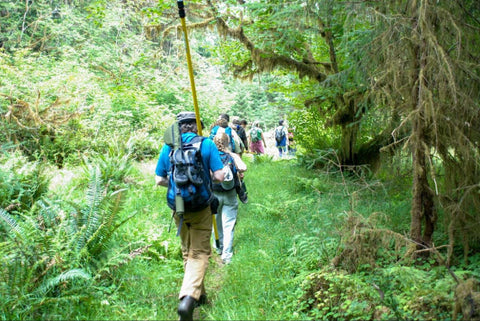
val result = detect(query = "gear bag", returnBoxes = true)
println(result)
[275,126,286,143]
[250,128,261,143]
[167,136,213,212]
[212,153,237,192]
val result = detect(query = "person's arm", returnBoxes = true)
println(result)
[212,169,224,183]
[154,145,171,187]
[261,132,266,147]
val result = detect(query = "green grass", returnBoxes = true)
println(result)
[4,157,477,320]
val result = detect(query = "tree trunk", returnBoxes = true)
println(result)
[410,4,436,247]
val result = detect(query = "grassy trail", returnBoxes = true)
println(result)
[124,157,322,320]
[199,158,305,320]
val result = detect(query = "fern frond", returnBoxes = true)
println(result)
[77,167,105,252]
[35,199,60,230]
[0,208,23,235]
[36,268,91,295]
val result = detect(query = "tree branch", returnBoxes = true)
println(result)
[206,0,327,82]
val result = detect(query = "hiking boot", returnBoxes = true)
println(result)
[177,296,196,321]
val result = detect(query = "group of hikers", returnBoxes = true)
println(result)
[154,111,296,320]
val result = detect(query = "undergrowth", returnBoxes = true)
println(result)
[1,156,479,320]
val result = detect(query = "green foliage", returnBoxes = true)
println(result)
[0,167,137,319]
[298,268,378,320]
[0,151,49,210]
[289,109,338,155]
[1,1,479,320]
[80,144,135,192]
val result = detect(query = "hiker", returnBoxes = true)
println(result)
[211,132,246,264]
[233,118,248,153]
[248,121,266,154]
[154,111,224,321]
[274,120,289,158]
[210,117,248,203]
[209,113,244,154]
[210,114,248,203]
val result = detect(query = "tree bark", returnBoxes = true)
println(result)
[410,1,436,247]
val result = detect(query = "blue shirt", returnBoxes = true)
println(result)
[155,132,223,186]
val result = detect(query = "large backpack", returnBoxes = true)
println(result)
[166,136,213,212]
[275,126,285,143]
[250,128,261,143]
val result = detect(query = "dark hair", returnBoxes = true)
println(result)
[179,121,198,133]
[279,120,284,126]
[219,113,230,122]
[240,119,247,125]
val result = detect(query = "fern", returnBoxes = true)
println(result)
[35,268,91,295]
[0,208,23,235]
[77,166,105,252]
[35,199,60,230]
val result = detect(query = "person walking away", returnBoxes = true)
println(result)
[211,132,245,264]
[209,113,244,154]
[155,111,224,321]
[248,121,266,154]
[274,120,289,158]
[233,118,248,153]
[209,117,236,152]
[211,115,248,203]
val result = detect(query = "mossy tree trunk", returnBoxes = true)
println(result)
[366,0,480,255]
[409,16,437,247]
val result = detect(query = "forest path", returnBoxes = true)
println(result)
[134,138,302,320]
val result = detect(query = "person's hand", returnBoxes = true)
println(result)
[155,175,168,187]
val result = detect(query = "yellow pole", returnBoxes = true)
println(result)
[177,0,219,246]
[177,1,203,136]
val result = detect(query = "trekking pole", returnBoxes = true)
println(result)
[177,0,220,247]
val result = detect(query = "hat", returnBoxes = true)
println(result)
[176,111,196,123]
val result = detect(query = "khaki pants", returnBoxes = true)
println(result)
[174,206,212,300]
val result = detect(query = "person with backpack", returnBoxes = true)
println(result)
[211,132,246,264]
[233,118,248,153]
[154,111,224,321]
[210,115,248,203]
[248,121,266,154]
[274,119,289,158]
[209,114,244,154]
